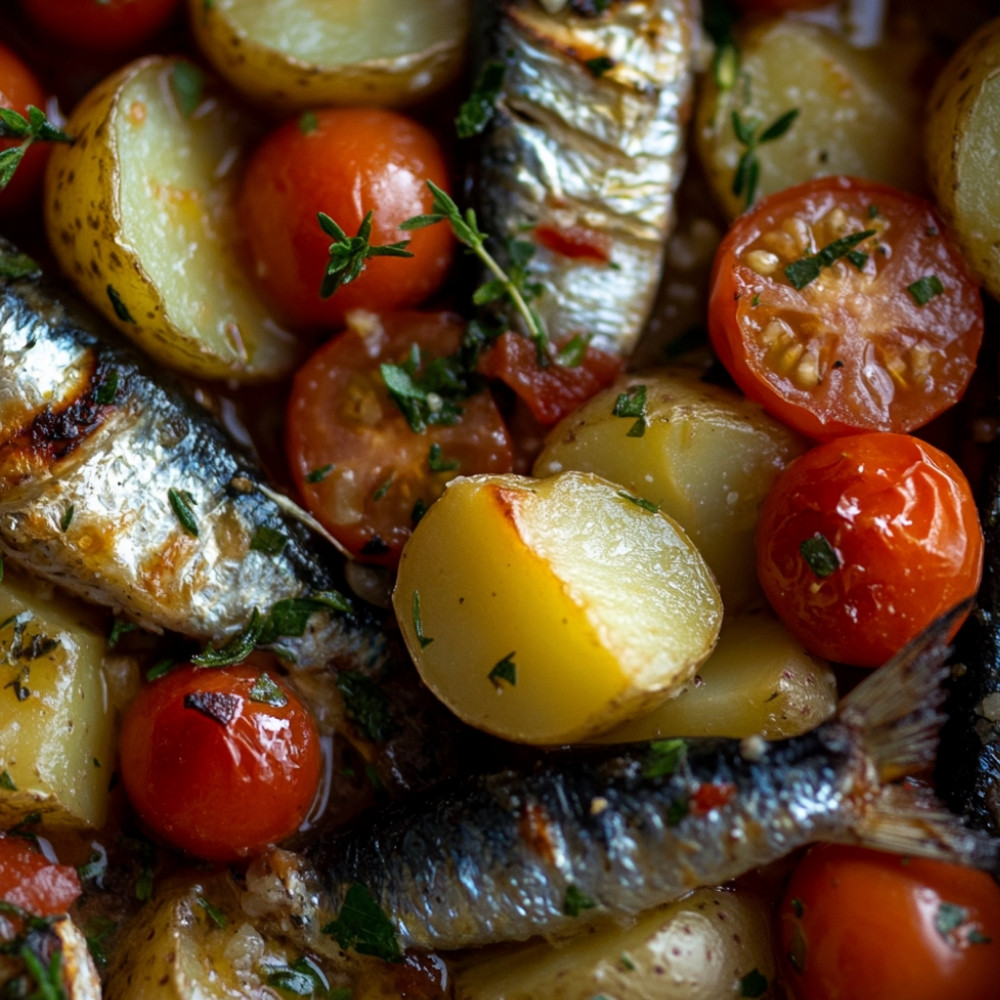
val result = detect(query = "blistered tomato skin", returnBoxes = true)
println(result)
[118,662,322,863]
[780,845,1000,1000]
[238,108,454,331]
[756,432,983,668]
[709,175,983,440]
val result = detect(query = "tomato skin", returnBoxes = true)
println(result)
[286,311,513,567]
[477,331,625,426]
[118,662,322,863]
[0,835,81,917]
[756,432,983,667]
[780,844,1000,1000]
[709,176,983,440]
[0,41,50,215]
[17,0,180,52]
[238,109,454,331]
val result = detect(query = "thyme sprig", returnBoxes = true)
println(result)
[731,107,799,209]
[0,106,72,192]
[318,210,413,299]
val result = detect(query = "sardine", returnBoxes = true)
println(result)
[467,0,699,357]
[0,239,385,672]
[243,605,996,955]
[939,434,1000,834]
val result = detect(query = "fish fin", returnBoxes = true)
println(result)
[838,600,972,783]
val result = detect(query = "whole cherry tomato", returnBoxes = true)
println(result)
[286,311,513,567]
[779,844,1000,1000]
[238,108,454,331]
[0,835,81,917]
[17,0,180,52]
[0,40,50,215]
[755,432,983,667]
[118,661,322,863]
[708,176,983,440]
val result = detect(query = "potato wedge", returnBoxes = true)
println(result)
[453,886,778,1000]
[45,56,301,381]
[533,368,807,613]
[696,17,929,218]
[188,0,469,113]
[925,15,1000,300]
[392,471,722,745]
[593,610,838,743]
[0,570,115,830]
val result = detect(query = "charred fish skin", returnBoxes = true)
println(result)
[468,0,699,357]
[0,242,386,672]
[940,437,1000,835]
[246,605,995,954]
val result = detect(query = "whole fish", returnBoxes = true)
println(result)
[0,239,385,673]
[467,0,699,357]
[939,433,1000,835]
[243,605,996,955]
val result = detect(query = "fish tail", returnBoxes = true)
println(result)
[836,600,998,867]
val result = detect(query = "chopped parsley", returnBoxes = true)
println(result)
[298,110,319,135]
[95,369,120,405]
[455,59,506,138]
[171,61,205,117]
[907,274,944,305]
[612,384,648,437]
[800,532,840,578]
[107,618,139,649]
[372,474,394,502]
[428,442,459,473]
[59,505,74,532]
[0,769,15,790]
[249,672,288,708]
[488,652,517,687]
[563,884,597,918]
[784,229,876,290]
[306,463,334,483]
[642,738,687,779]
[0,246,40,279]
[168,487,199,537]
[264,956,333,997]
[106,284,135,323]
[617,490,659,513]
[196,895,228,928]
[585,56,614,77]
[322,883,402,962]
[249,525,289,556]
[411,590,433,649]
[335,670,397,743]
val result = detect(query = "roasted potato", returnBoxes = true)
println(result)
[925,15,1000,300]
[393,471,722,745]
[533,368,807,613]
[45,56,300,382]
[594,610,838,743]
[0,570,116,830]
[696,16,929,218]
[453,886,779,1000]
[188,0,469,113]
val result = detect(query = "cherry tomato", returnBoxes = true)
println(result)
[708,176,983,440]
[756,432,983,667]
[238,108,454,331]
[286,311,513,567]
[118,661,322,863]
[779,844,1000,1000]
[17,0,180,52]
[0,835,81,916]
[0,40,50,215]
[477,331,624,426]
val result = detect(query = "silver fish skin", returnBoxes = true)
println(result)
[468,0,699,358]
[0,241,386,672]
[243,606,996,954]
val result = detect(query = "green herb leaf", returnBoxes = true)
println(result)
[265,955,330,996]
[0,769,15,790]
[488,651,517,687]
[556,333,588,367]
[106,284,135,323]
[585,56,615,77]
[642,738,687,779]
[318,209,413,299]
[784,229,877,290]
[192,609,264,667]
[612,384,647,437]
[249,672,288,707]
[411,590,433,648]
[171,61,205,117]
[298,110,319,134]
[95,369,119,405]
[322,883,402,962]
[257,592,352,647]
[0,105,72,192]
[336,670,397,743]
[563,884,596,918]
[306,463,334,483]
[108,618,138,649]
[249,525,289,556]
[731,107,799,208]
[455,60,505,138]
[617,490,659,513]
[428,442,459,473]
[799,533,840,578]
[168,487,199,537]
[739,967,768,997]
[907,274,944,305]
[0,247,41,280]
[59,505,74,532]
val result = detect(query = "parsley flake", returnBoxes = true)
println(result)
[618,491,659,513]
[95,369,120,405]
[585,56,614,77]
[60,505,74,532]
[0,770,15,791]
[249,673,288,708]
[455,60,505,138]
[642,738,687,779]
[306,463,334,483]
[612,384,648,437]
[428,442,460,473]
[0,246,41,279]
[171,61,204,118]
[197,895,228,928]
[907,274,944,305]
[322,883,402,962]
[336,670,397,743]
[298,110,319,134]
[489,652,517,687]
[800,533,840,578]
[249,525,288,556]
[411,590,433,648]
[106,284,135,323]
[563,884,597,918]
[784,229,877,289]
[167,487,199,537]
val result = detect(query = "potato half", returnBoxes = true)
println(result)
[534,368,806,613]
[392,471,722,745]
[453,887,778,1000]
[45,56,300,381]
[188,0,470,113]
[925,15,1000,301]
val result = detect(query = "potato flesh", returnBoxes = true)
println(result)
[534,369,806,613]
[0,572,114,830]
[696,17,929,218]
[452,886,778,1000]
[393,471,722,745]
[594,611,838,742]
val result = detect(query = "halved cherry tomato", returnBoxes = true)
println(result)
[17,0,180,52]
[118,660,322,863]
[709,176,983,440]
[286,311,513,567]
[477,331,624,426]
[756,432,983,667]
[779,844,1000,1000]
[0,835,81,917]
[238,108,454,331]
[0,40,50,215]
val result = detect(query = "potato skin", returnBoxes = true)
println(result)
[925,15,1000,300]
